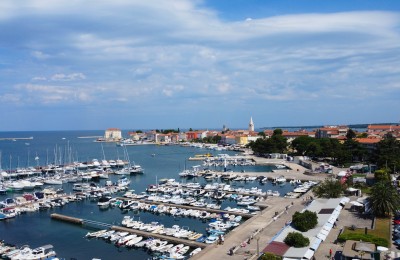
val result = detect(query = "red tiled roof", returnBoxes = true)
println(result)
[263,241,290,256]
[106,128,121,131]
[368,125,400,130]
[355,137,381,144]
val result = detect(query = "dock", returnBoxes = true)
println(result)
[117,198,256,219]
[50,213,206,249]
[0,137,33,141]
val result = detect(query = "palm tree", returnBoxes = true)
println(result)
[367,181,400,217]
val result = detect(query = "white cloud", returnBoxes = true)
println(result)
[162,85,184,97]
[32,76,47,81]
[31,51,50,59]
[50,73,86,81]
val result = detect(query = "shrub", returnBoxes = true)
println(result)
[292,210,318,232]
[337,233,389,247]
[284,232,310,248]
[260,252,283,260]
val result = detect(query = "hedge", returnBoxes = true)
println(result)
[337,233,389,247]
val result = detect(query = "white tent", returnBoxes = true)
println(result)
[303,249,315,259]
[339,197,350,205]
[310,238,322,251]
[338,171,347,177]
[317,231,328,241]
[322,222,333,232]
[350,201,364,207]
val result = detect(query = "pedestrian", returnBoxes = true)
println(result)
[221,235,224,245]
[329,248,332,258]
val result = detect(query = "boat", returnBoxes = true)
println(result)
[125,236,143,247]
[117,176,130,187]
[116,234,137,246]
[97,196,112,208]
[190,248,202,257]
[11,244,56,260]
[129,163,144,174]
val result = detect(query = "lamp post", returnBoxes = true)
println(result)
[256,236,260,257]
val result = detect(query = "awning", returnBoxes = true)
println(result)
[303,249,315,259]
[339,197,350,205]
[317,231,327,241]
[310,238,322,251]
[350,201,364,207]
[328,215,338,224]
[322,222,333,232]
[377,246,388,252]
[347,187,358,192]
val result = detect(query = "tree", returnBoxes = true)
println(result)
[346,129,357,139]
[258,131,266,138]
[291,136,315,155]
[313,178,345,198]
[374,169,390,182]
[273,128,283,136]
[284,232,310,247]
[367,180,400,217]
[357,132,368,138]
[372,135,400,172]
[292,210,318,232]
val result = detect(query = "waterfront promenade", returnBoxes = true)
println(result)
[192,190,313,260]
[192,158,347,260]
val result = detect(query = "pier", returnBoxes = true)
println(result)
[0,137,33,141]
[50,213,206,249]
[117,198,257,219]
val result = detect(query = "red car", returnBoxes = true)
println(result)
[393,219,400,225]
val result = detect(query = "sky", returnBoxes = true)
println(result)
[0,0,400,131]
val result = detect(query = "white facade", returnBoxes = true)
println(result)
[104,128,122,140]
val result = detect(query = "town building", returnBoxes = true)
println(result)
[104,128,122,141]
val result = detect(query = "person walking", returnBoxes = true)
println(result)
[329,248,333,258]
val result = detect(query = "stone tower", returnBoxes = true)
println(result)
[248,117,254,132]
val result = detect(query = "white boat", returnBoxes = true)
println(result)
[117,234,137,246]
[129,163,144,174]
[97,196,112,208]
[125,236,143,247]
[12,244,56,260]
[190,248,201,257]
[43,179,63,185]
[117,176,130,187]
[86,229,108,238]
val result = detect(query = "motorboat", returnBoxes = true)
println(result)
[97,196,112,208]
[13,244,56,260]
[116,234,137,246]
[125,236,143,247]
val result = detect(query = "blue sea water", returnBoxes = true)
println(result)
[0,130,295,260]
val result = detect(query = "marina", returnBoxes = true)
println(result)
[0,130,321,259]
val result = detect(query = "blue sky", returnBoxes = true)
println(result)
[0,1,399,131]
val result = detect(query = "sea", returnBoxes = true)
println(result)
[0,130,295,260]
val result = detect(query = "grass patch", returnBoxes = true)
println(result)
[370,218,391,240]
[339,218,390,247]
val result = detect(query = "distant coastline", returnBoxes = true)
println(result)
[261,122,399,130]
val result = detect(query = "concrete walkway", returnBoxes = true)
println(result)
[192,190,313,260]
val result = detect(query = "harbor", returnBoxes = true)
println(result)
[0,130,331,259]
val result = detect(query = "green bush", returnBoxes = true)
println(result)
[260,252,283,260]
[337,233,389,247]
[292,210,318,232]
[284,232,310,248]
